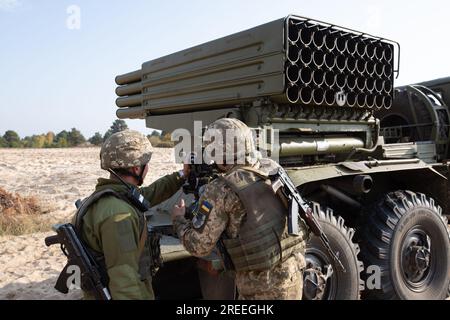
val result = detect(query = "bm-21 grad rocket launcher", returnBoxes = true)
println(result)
[114,15,398,163]
[110,16,449,301]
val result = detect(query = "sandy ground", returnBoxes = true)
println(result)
[0,147,181,300]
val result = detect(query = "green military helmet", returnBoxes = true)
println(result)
[100,130,153,170]
[203,118,259,165]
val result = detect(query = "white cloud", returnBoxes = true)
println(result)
[0,0,21,12]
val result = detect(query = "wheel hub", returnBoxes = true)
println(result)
[303,254,334,300]
[401,229,432,285]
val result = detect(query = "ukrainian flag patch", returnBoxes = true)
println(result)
[200,201,212,214]
[192,200,213,230]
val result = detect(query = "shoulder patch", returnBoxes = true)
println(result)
[192,200,213,230]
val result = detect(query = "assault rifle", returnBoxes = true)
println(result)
[269,167,346,272]
[45,224,112,300]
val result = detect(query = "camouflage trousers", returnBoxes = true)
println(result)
[235,252,305,300]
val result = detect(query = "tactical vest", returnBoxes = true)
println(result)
[74,189,158,289]
[219,164,307,272]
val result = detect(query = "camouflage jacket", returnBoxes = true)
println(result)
[75,172,184,300]
[173,159,306,299]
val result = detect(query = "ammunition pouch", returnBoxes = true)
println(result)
[139,226,164,278]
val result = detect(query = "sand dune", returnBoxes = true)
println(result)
[0,147,181,300]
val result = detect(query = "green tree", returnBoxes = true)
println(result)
[56,137,68,148]
[56,130,69,141]
[3,130,21,148]
[102,119,129,142]
[44,132,55,147]
[89,132,103,146]
[103,129,113,142]
[150,130,161,137]
[31,135,46,148]
[21,136,32,148]
[55,130,69,147]
[0,136,7,148]
[67,128,86,146]
[110,119,128,134]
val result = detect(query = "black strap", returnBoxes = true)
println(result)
[74,189,126,233]
[110,166,146,186]
[73,189,148,291]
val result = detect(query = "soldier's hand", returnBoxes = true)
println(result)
[172,198,186,222]
[183,164,191,178]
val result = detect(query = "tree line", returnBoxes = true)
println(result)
[0,120,173,148]
[0,120,148,148]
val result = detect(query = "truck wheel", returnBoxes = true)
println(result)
[360,190,450,300]
[303,202,364,300]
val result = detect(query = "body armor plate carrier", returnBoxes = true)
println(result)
[218,163,307,272]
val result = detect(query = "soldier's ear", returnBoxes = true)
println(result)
[130,166,141,175]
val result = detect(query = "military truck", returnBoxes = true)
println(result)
[114,15,450,300]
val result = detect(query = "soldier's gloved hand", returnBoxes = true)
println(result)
[171,198,186,222]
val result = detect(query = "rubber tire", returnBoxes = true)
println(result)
[304,202,364,300]
[360,190,450,300]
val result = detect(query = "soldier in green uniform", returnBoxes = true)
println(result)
[74,130,188,300]
[171,119,309,300]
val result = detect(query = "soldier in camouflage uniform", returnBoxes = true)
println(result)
[73,130,188,300]
[171,119,309,300]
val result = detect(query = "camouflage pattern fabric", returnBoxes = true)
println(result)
[100,130,153,170]
[203,118,259,165]
[173,178,244,257]
[236,251,305,300]
[173,159,306,300]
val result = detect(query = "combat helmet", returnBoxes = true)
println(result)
[203,118,259,165]
[100,130,153,170]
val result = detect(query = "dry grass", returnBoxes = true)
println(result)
[0,187,51,236]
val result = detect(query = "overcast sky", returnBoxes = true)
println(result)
[0,0,449,138]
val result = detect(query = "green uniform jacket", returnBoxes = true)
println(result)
[74,172,184,300]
